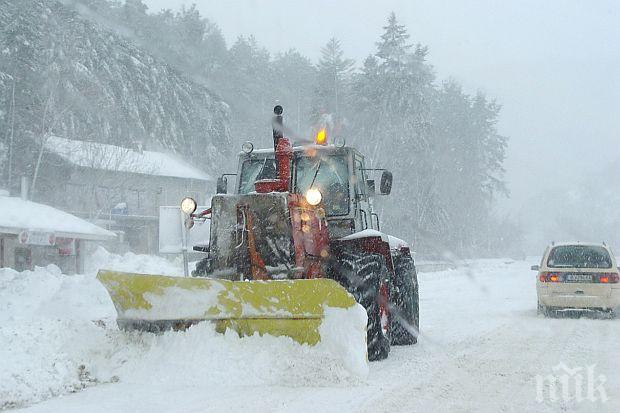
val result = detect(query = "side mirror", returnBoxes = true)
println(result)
[380,170,393,195]
[216,176,228,194]
[531,265,540,271]
[366,179,376,196]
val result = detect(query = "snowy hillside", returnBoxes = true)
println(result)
[0,0,231,181]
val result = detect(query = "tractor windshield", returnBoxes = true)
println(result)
[295,155,349,216]
[238,158,278,193]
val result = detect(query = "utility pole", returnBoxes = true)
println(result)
[7,80,15,190]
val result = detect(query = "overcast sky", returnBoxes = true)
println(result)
[145,0,619,221]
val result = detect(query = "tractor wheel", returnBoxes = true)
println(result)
[333,251,391,361]
[389,252,419,345]
[192,257,211,277]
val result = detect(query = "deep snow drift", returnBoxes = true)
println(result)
[0,248,366,410]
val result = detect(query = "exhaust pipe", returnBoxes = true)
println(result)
[255,106,292,193]
[272,105,283,147]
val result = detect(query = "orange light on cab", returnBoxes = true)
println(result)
[315,128,327,145]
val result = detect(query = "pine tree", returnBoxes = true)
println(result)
[272,49,316,136]
[376,12,411,71]
[122,0,147,21]
[224,36,274,146]
[350,13,444,252]
[311,38,354,133]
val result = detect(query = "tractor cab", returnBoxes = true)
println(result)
[222,144,392,239]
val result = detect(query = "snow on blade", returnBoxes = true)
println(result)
[86,246,183,277]
[318,304,369,377]
[123,285,227,320]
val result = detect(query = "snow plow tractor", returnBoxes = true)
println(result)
[98,106,419,361]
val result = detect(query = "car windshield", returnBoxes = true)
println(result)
[547,245,612,269]
[238,158,278,194]
[295,155,349,216]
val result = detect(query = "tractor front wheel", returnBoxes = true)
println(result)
[334,251,391,361]
[389,252,419,345]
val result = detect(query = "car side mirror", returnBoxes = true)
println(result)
[216,176,228,194]
[366,179,376,196]
[531,265,540,271]
[380,170,392,195]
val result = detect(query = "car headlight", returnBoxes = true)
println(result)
[181,197,197,214]
[305,188,322,206]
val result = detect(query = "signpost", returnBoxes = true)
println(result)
[181,211,192,277]
[158,205,211,277]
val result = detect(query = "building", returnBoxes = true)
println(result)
[0,193,116,273]
[37,136,213,254]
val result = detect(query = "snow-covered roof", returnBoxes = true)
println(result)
[45,136,211,181]
[549,241,609,248]
[0,196,116,241]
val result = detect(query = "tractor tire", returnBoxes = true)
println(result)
[389,253,419,345]
[192,257,211,277]
[333,251,391,361]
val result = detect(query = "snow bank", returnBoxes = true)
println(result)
[0,249,365,410]
[103,323,364,390]
[318,305,369,377]
[86,246,183,276]
[0,265,114,409]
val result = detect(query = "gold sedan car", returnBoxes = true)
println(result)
[533,242,620,317]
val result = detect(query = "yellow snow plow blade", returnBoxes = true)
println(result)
[97,270,358,345]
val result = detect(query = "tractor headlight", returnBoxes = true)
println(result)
[181,197,197,215]
[305,188,322,206]
[241,141,254,154]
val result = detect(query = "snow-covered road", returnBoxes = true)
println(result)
[3,254,619,413]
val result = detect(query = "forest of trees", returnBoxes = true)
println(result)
[0,0,513,257]
[0,0,232,190]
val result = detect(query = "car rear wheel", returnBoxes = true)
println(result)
[537,300,549,317]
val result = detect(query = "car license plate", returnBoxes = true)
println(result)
[565,273,592,283]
